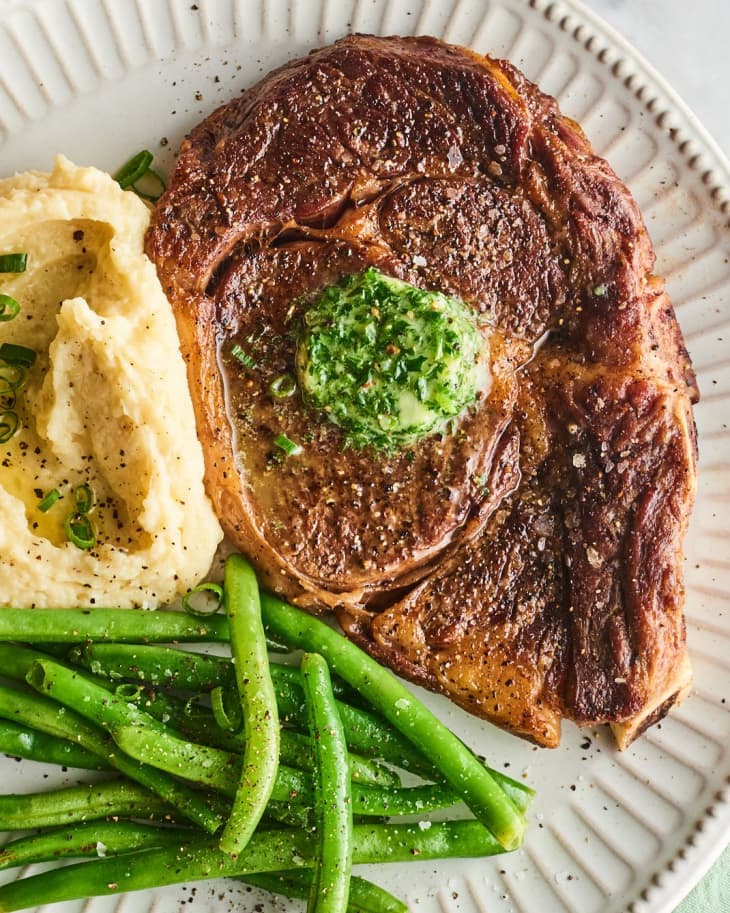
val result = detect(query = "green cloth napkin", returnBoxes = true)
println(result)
[675,844,730,912]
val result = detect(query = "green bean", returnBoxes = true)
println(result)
[0,718,109,770]
[74,642,432,774]
[350,782,458,817]
[0,780,172,830]
[272,675,432,774]
[113,721,458,817]
[77,642,353,700]
[0,820,504,911]
[263,800,315,830]
[242,871,407,913]
[19,659,391,817]
[76,642,231,689]
[274,679,530,810]
[0,608,534,810]
[0,642,113,690]
[302,652,353,913]
[336,875,408,913]
[279,729,400,789]
[12,672,225,834]
[0,607,230,642]
[488,768,534,816]
[0,821,192,871]
[117,684,399,789]
[135,652,519,806]
[113,724,307,800]
[218,555,279,856]
[260,592,526,851]
[10,640,531,817]
[0,640,244,777]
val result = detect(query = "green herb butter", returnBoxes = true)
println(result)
[297,268,489,450]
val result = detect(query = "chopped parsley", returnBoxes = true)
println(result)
[231,344,256,370]
[297,268,488,450]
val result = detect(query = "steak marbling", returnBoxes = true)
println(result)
[147,35,698,747]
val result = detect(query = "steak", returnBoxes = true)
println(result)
[147,35,698,747]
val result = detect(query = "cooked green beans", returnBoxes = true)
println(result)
[218,555,280,855]
[113,713,453,817]
[0,820,191,871]
[242,872,407,913]
[0,557,534,913]
[15,672,226,833]
[0,820,504,911]
[302,652,353,913]
[76,642,352,700]
[63,639,534,811]
[0,780,172,830]
[0,607,230,642]
[0,719,109,771]
[116,683,399,789]
[260,592,526,851]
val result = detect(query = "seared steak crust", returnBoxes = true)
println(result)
[147,35,698,746]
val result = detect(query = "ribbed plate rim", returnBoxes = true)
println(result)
[0,1,727,912]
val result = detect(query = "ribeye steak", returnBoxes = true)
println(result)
[147,35,698,747]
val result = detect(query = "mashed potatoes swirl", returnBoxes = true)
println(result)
[0,157,221,607]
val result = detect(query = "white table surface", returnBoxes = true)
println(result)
[581,0,729,156]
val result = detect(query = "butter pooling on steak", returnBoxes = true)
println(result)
[147,35,698,748]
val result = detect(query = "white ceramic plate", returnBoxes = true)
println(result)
[0,1,728,912]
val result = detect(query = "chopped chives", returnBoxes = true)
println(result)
[0,343,36,367]
[115,683,143,701]
[181,582,224,616]
[274,433,302,456]
[37,489,61,513]
[269,373,296,398]
[113,151,166,202]
[132,168,166,203]
[0,363,25,391]
[231,344,256,370]
[0,293,20,322]
[73,483,94,515]
[64,512,96,550]
[114,150,154,190]
[0,253,27,273]
[0,410,18,444]
[210,685,242,732]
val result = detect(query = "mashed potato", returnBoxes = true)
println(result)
[0,156,222,607]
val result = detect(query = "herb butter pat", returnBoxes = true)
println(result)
[297,268,489,450]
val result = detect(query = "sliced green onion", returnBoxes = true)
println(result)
[73,483,94,514]
[37,489,61,513]
[0,411,18,444]
[231,344,256,370]
[64,512,96,550]
[0,363,24,391]
[269,374,296,398]
[0,343,36,367]
[0,390,16,411]
[0,294,20,322]
[210,686,242,732]
[114,150,154,190]
[0,253,27,273]
[274,433,302,456]
[115,683,143,701]
[181,582,224,616]
[132,168,166,203]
